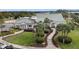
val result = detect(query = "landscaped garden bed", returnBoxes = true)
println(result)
[54,29,79,49]
[0,31,14,36]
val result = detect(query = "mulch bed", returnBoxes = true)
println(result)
[52,31,59,47]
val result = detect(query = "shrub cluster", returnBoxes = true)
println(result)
[57,36,72,44]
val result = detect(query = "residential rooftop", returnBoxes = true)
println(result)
[36,13,65,24]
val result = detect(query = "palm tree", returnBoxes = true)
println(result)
[63,24,71,36]
[56,24,64,35]
[56,24,72,44]
[56,24,71,36]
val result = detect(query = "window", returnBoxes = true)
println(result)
[29,25,32,27]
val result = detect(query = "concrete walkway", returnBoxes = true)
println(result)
[46,28,58,49]
[0,28,59,49]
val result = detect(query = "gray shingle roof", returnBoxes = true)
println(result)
[15,17,35,25]
[36,13,64,24]
[0,27,10,31]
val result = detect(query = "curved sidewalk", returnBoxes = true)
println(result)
[0,28,59,49]
[46,28,58,49]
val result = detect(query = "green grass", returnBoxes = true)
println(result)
[56,19,79,49]
[58,29,79,49]
[65,19,72,24]
[5,32,36,46]
[64,20,67,24]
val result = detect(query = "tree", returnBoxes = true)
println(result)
[0,19,4,36]
[56,24,71,36]
[56,24,72,44]
[56,9,68,13]
[44,18,51,33]
[62,12,69,19]
[63,25,71,36]
[44,18,50,23]
[56,9,69,19]
[0,19,4,24]
[35,22,44,44]
[71,13,79,24]
[0,12,36,19]
[68,23,75,30]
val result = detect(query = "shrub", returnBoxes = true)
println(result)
[35,36,44,44]
[57,36,72,44]
[1,31,14,36]
[44,29,50,33]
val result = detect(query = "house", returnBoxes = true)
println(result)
[0,27,10,32]
[0,13,64,32]
[36,13,65,27]
[0,20,16,32]
[4,20,16,24]
[0,23,14,32]
[14,17,36,31]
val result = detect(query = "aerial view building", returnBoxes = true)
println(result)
[0,9,79,49]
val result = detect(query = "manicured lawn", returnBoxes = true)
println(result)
[55,19,79,49]
[57,29,79,49]
[5,32,36,46]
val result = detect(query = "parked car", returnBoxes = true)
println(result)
[0,42,14,49]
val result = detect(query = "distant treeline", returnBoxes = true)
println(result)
[0,12,36,19]
[55,9,79,13]
[0,9,79,19]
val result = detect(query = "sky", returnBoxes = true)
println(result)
[0,9,57,12]
[0,9,79,12]
[0,0,79,9]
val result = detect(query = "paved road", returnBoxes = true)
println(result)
[46,28,58,49]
